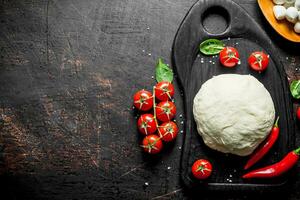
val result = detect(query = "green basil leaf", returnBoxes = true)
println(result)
[155,58,173,83]
[290,80,300,99]
[199,39,225,55]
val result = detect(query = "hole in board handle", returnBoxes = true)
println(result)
[201,6,230,35]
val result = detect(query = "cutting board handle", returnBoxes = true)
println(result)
[197,0,247,37]
[172,0,260,88]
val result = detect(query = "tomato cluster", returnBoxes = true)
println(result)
[133,81,178,154]
[219,47,269,72]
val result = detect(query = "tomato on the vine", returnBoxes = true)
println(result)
[155,101,176,122]
[154,81,175,101]
[219,47,240,67]
[158,121,178,142]
[133,89,153,111]
[191,159,212,180]
[137,114,157,135]
[248,51,269,72]
[141,134,163,154]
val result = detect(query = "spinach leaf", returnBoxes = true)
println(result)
[290,80,300,99]
[199,39,225,55]
[155,58,173,83]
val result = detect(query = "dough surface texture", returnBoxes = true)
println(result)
[193,74,275,156]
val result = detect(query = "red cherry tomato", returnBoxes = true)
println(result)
[158,121,178,142]
[219,47,240,67]
[297,107,300,121]
[154,81,175,101]
[155,101,176,122]
[191,159,212,180]
[248,51,269,72]
[133,89,153,111]
[137,114,157,135]
[141,134,163,154]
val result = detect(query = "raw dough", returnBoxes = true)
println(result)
[193,74,275,156]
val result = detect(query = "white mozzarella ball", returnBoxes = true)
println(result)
[295,0,300,10]
[273,0,286,4]
[273,5,287,20]
[294,21,300,33]
[286,7,299,23]
[286,0,296,3]
[284,2,295,8]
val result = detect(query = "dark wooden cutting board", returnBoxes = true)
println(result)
[172,0,295,191]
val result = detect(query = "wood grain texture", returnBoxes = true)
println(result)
[0,0,299,199]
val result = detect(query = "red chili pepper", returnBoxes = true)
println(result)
[242,147,300,179]
[244,117,280,170]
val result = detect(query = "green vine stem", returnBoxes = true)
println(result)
[294,146,300,155]
[274,116,279,128]
[153,86,162,137]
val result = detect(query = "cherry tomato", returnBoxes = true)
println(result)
[155,101,176,122]
[158,121,178,142]
[137,114,157,135]
[219,47,240,67]
[248,51,269,72]
[141,134,163,154]
[191,159,212,180]
[297,107,300,121]
[133,89,153,111]
[154,81,175,101]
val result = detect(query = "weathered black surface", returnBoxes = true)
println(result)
[173,0,295,191]
[0,0,299,199]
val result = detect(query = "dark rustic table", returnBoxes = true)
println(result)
[0,0,299,199]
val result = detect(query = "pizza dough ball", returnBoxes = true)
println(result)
[193,74,275,156]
